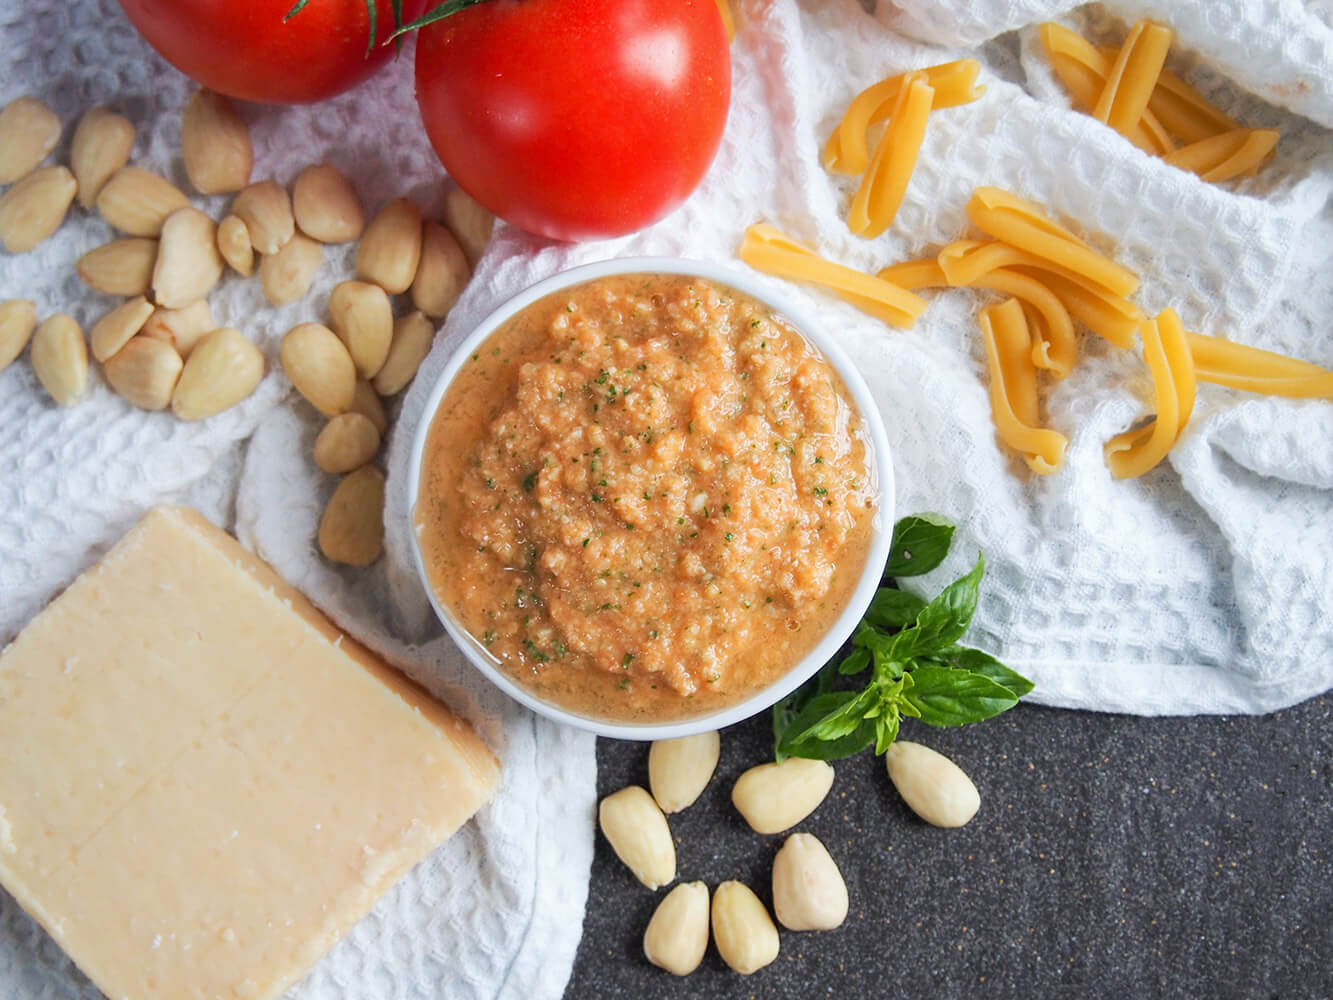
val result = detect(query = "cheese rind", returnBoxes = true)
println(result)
[0,505,499,1000]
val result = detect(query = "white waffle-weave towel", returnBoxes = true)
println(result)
[2,0,1331,997]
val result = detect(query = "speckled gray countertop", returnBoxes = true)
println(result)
[566,695,1332,998]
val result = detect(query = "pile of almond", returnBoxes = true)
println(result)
[0,90,494,568]
[599,732,981,976]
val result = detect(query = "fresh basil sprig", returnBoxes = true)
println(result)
[772,514,1032,762]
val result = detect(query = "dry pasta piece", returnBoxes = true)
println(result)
[1105,308,1195,478]
[1163,128,1279,182]
[1185,331,1333,398]
[979,298,1068,474]
[1011,266,1142,350]
[1040,23,1174,154]
[1093,20,1174,140]
[847,75,934,239]
[739,223,928,328]
[823,60,984,174]
[965,187,1140,299]
[876,257,947,290]
[1145,66,1241,144]
[971,268,1077,378]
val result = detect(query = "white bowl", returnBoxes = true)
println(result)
[406,256,894,741]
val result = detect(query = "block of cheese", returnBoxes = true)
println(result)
[0,505,499,1000]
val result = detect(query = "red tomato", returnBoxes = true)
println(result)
[116,0,427,104]
[414,0,731,242]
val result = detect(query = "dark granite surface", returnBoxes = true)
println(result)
[566,695,1332,999]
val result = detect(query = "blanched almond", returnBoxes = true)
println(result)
[372,310,435,396]
[90,295,154,362]
[0,299,38,371]
[347,379,388,435]
[0,166,76,254]
[293,163,363,243]
[141,299,214,358]
[643,882,710,976]
[0,97,60,184]
[171,327,264,420]
[442,184,495,266]
[281,322,356,416]
[103,336,183,410]
[181,89,252,195]
[96,166,190,237]
[217,214,254,276]
[259,231,322,305]
[233,180,294,255]
[884,741,980,828]
[649,731,720,813]
[71,108,134,209]
[771,833,848,931]
[152,207,222,309]
[597,786,675,890]
[411,221,470,318]
[314,412,381,474]
[318,465,385,566]
[30,314,87,406]
[732,757,834,834]
[327,280,392,378]
[77,237,158,295]
[356,197,422,294]
[711,881,779,975]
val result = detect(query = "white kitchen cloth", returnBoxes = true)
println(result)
[1,0,1332,996]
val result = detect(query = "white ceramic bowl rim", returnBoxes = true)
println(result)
[406,256,895,741]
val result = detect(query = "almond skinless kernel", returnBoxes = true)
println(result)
[0,97,61,184]
[281,322,357,417]
[259,232,323,306]
[327,280,392,379]
[103,336,183,411]
[642,882,710,976]
[141,299,214,358]
[598,785,676,889]
[441,183,495,266]
[770,832,849,931]
[70,108,134,209]
[649,731,721,813]
[96,166,191,237]
[0,299,39,372]
[181,89,252,195]
[371,310,435,396]
[77,237,158,296]
[347,379,388,436]
[152,207,223,309]
[314,412,381,474]
[356,197,422,294]
[217,214,254,276]
[233,180,295,255]
[90,295,155,362]
[319,465,386,566]
[171,327,265,421]
[731,756,835,834]
[30,314,88,407]
[711,880,780,975]
[884,740,980,828]
[0,166,77,254]
[293,163,364,244]
[411,220,471,318]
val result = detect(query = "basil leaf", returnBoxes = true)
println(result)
[874,711,900,754]
[777,691,862,751]
[837,646,871,676]
[940,645,1035,697]
[889,554,983,659]
[864,587,926,628]
[780,716,876,762]
[902,664,1018,727]
[884,513,954,578]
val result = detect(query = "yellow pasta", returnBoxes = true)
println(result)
[1093,20,1174,140]
[739,223,928,328]
[1146,66,1241,144]
[823,60,985,175]
[1011,266,1143,349]
[965,187,1141,298]
[1040,23,1174,154]
[876,257,947,290]
[847,75,934,239]
[979,298,1069,474]
[1105,308,1195,479]
[1185,331,1333,398]
[1163,128,1279,182]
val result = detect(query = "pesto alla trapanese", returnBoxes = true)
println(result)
[416,275,876,722]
